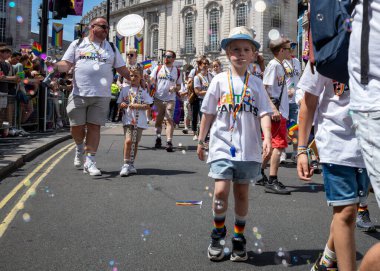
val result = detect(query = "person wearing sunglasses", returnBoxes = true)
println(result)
[53,16,131,176]
[150,50,182,152]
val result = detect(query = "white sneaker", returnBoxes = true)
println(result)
[129,164,137,174]
[280,152,287,163]
[83,161,102,176]
[56,118,63,128]
[192,135,198,141]
[74,151,84,167]
[120,164,131,177]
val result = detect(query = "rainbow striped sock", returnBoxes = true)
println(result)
[358,205,368,212]
[234,216,246,238]
[213,211,226,234]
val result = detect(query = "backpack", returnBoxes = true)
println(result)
[309,0,368,84]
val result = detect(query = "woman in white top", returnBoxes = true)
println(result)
[211,59,222,77]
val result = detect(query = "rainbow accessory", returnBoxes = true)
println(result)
[288,122,298,132]
[227,70,250,126]
[32,42,42,56]
[52,23,63,48]
[176,200,202,206]
[116,33,125,53]
[214,217,226,232]
[140,60,152,70]
[134,32,143,55]
[234,220,246,238]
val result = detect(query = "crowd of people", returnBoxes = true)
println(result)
[0,43,73,137]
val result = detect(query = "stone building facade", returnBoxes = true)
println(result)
[81,0,298,68]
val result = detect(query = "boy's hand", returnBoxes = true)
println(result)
[262,138,272,160]
[272,108,281,122]
[197,144,205,161]
[297,153,314,181]
[120,102,128,109]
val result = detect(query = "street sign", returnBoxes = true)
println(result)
[116,14,144,37]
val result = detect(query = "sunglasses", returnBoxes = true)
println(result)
[282,47,291,51]
[127,54,135,57]
[164,55,174,59]
[290,44,297,50]
[93,24,110,30]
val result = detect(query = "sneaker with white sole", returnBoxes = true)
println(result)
[230,236,248,262]
[280,151,287,163]
[207,227,227,261]
[356,209,376,232]
[129,164,137,174]
[120,164,131,177]
[192,135,198,141]
[83,161,102,176]
[74,151,84,168]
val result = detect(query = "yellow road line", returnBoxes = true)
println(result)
[0,144,75,238]
[0,142,74,210]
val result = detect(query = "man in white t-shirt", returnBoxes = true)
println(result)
[54,16,131,176]
[150,50,182,152]
[283,42,302,161]
[297,62,371,271]
[348,1,380,269]
[259,37,290,195]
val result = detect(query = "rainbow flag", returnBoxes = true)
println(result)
[176,200,203,206]
[134,32,143,55]
[32,42,42,56]
[140,60,152,70]
[288,122,298,132]
[52,23,63,47]
[173,97,181,125]
[116,33,125,53]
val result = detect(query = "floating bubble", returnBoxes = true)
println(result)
[268,29,280,40]
[255,0,267,12]
[252,240,264,254]
[294,235,298,241]
[223,247,230,254]
[23,79,29,84]
[100,78,107,86]
[109,260,115,266]
[48,193,55,198]
[208,192,213,197]
[147,183,154,191]
[112,267,118,271]
[143,229,150,236]
[8,2,16,8]
[343,18,353,32]
[29,90,35,96]
[256,233,262,240]
[214,199,225,210]
[205,186,209,191]
[16,16,23,23]
[178,142,182,147]
[292,256,299,264]
[54,92,59,96]
[348,110,354,116]
[253,226,258,233]
[47,66,54,73]
[292,138,298,144]
[40,53,47,60]
[182,150,186,154]
[205,151,209,156]
[359,190,365,197]
[24,179,31,187]
[316,13,324,21]
[274,247,291,266]
[358,168,363,173]
[93,63,100,70]
[58,100,62,104]
[142,237,146,241]
[28,189,36,197]
[220,240,225,246]
[22,213,31,222]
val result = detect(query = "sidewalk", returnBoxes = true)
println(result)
[0,129,72,179]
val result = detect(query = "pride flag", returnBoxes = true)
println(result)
[140,60,152,70]
[32,42,42,56]
[52,23,63,47]
[287,122,298,132]
[135,32,143,55]
[173,97,181,125]
[116,33,125,53]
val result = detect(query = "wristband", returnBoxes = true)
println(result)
[198,140,204,146]
[298,145,307,149]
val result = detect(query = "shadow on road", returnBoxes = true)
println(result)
[137,168,195,176]
[286,183,325,194]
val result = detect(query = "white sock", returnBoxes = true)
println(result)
[320,244,336,267]
[85,154,95,163]
[76,143,84,153]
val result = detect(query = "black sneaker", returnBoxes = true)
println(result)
[356,209,377,232]
[182,128,189,134]
[265,179,291,195]
[207,227,227,261]
[310,254,338,271]
[230,236,248,262]
[155,137,162,148]
[256,173,268,186]
[166,141,174,152]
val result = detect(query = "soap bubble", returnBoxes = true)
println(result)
[316,13,324,21]
[9,2,16,8]
[93,63,100,70]
[16,16,24,23]
[100,78,107,86]
[268,29,280,40]
[22,213,31,222]
[255,0,267,12]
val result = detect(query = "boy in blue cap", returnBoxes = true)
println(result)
[197,26,272,262]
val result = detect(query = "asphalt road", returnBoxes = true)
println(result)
[0,125,379,271]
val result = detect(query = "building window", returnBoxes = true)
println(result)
[209,9,219,51]
[186,0,194,5]
[0,18,6,43]
[122,0,125,7]
[130,0,134,5]
[271,4,281,28]
[236,3,247,27]
[152,29,159,57]
[0,0,5,13]
[149,12,159,24]
[185,13,194,54]
[115,0,118,10]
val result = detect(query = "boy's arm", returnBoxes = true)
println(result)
[297,92,318,181]
[264,85,281,121]
[260,114,272,160]
[197,113,215,161]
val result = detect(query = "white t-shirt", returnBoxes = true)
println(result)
[150,65,182,101]
[248,63,263,81]
[348,1,380,111]
[194,72,213,99]
[179,82,188,102]
[188,68,197,78]
[283,58,301,104]
[62,37,125,97]
[201,72,272,163]
[298,62,365,168]
[263,59,289,119]
[117,85,153,129]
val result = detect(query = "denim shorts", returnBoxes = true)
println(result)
[209,159,261,184]
[288,102,299,124]
[321,163,370,206]
[351,111,380,208]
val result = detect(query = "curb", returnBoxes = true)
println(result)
[0,134,72,180]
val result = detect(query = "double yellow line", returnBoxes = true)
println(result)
[0,143,75,238]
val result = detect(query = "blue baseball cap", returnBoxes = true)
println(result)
[221,26,261,51]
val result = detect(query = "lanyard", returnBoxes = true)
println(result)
[227,70,249,127]
[198,72,210,89]
[89,40,103,61]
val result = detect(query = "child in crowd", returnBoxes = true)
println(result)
[197,26,272,262]
[118,66,153,176]
[297,62,371,271]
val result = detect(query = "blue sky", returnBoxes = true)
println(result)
[31,0,104,42]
